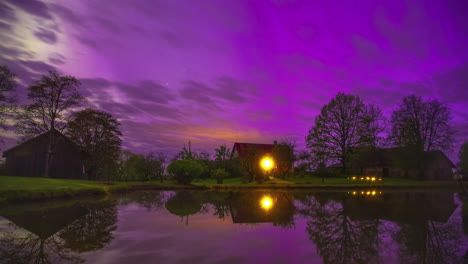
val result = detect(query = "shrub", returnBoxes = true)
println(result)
[167,160,204,185]
[211,168,230,184]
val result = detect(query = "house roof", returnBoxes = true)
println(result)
[2,129,84,157]
[230,142,276,159]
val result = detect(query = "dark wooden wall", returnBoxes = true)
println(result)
[4,132,86,179]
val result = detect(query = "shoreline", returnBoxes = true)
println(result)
[0,177,464,203]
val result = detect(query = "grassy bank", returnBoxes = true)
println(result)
[0,176,203,203]
[0,175,463,203]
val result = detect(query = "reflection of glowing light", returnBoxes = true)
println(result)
[260,196,273,210]
[260,157,274,171]
[352,176,356,180]
[372,191,376,195]
[352,191,356,195]
[366,177,370,180]
[366,191,370,195]
[360,177,364,180]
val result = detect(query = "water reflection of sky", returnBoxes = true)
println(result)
[0,191,467,264]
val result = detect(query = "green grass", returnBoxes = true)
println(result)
[0,176,200,202]
[0,175,462,203]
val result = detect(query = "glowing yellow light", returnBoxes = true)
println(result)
[360,177,364,180]
[371,177,376,181]
[352,176,356,180]
[260,196,273,210]
[366,191,370,195]
[379,178,382,181]
[371,191,376,195]
[260,157,274,171]
[366,177,370,181]
[361,191,364,194]
[352,191,356,195]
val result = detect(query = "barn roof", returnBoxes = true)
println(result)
[230,142,276,159]
[2,129,83,157]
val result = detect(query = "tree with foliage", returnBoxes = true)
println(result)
[214,144,231,161]
[167,160,204,185]
[15,71,83,177]
[459,142,468,176]
[389,95,453,152]
[272,139,296,179]
[238,146,263,183]
[66,108,122,180]
[0,65,17,130]
[306,93,384,173]
[211,168,230,184]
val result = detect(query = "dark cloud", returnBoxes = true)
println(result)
[0,45,33,59]
[20,60,55,73]
[94,17,122,33]
[48,53,66,65]
[34,28,58,44]
[75,36,101,51]
[4,0,52,19]
[180,80,217,105]
[213,76,252,103]
[0,21,12,31]
[160,31,185,48]
[0,2,16,22]
[50,4,87,27]
[116,80,175,104]
[435,61,468,103]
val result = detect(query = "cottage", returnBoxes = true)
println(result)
[231,141,294,176]
[2,129,86,179]
[359,148,455,181]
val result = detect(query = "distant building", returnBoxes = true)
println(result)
[358,148,455,181]
[2,129,86,179]
[230,141,293,175]
[230,141,277,160]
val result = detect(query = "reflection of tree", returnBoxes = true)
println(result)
[0,200,118,263]
[165,191,202,225]
[129,191,167,212]
[0,226,83,264]
[396,220,461,264]
[299,195,380,264]
[59,201,118,253]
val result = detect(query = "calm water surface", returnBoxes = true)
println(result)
[0,190,467,264]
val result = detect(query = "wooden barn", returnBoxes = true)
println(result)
[2,129,86,179]
[360,148,455,181]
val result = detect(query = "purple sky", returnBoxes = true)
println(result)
[1,0,468,158]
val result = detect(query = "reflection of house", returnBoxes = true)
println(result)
[343,192,457,224]
[2,129,86,179]
[229,192,295,225]
[357,148,454,181]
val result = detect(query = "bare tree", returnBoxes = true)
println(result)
[15,71,83,177]
[0,65,17,130]
[389,95,453,151]
[306,93,384,172]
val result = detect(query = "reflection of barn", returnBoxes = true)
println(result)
[229,192,295,225]
[343,192,457,224]
[2,129,86,179]
[0,202,88,239]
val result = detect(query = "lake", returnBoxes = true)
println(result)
[0,190,467,264]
